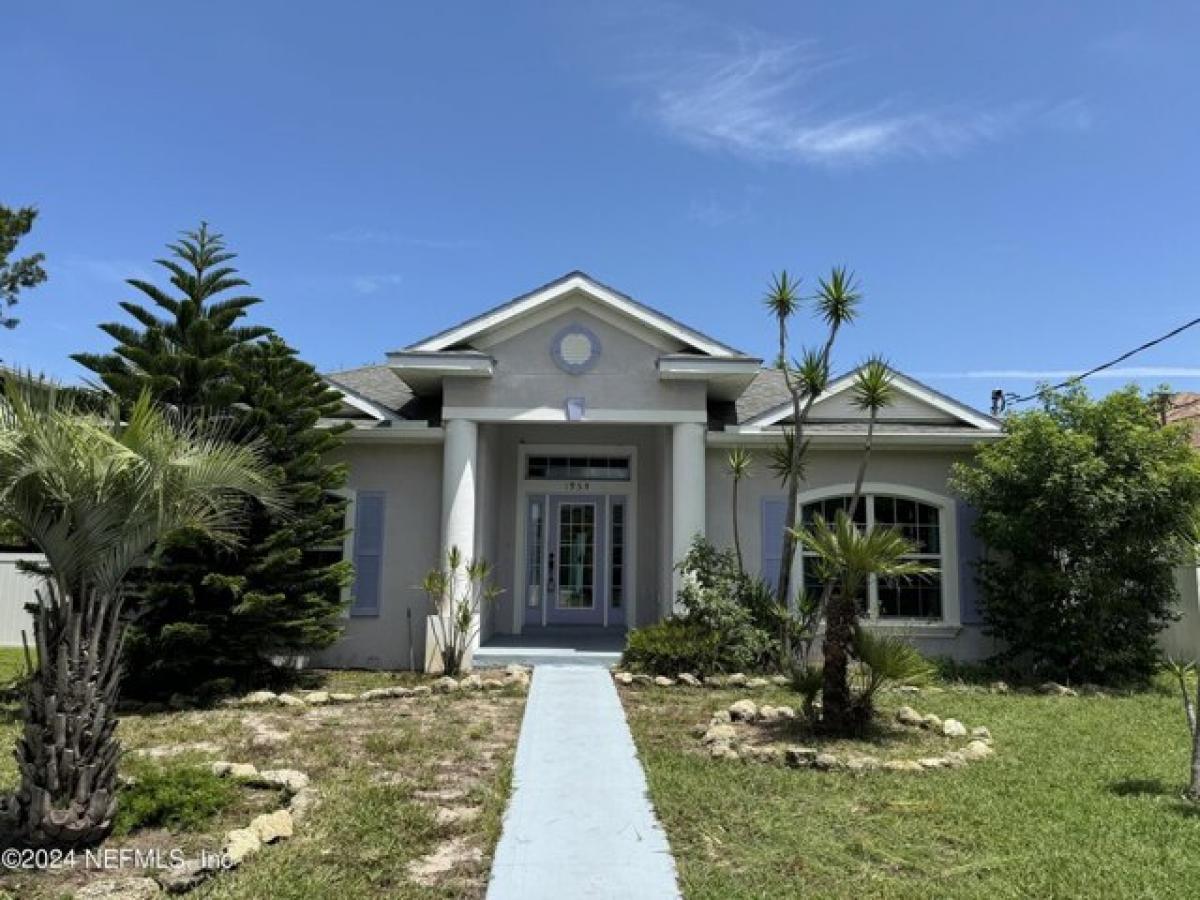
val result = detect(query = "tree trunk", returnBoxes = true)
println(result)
[732,476,744,575]
[821,591,856,734]
[0,581,124,848]
[1189,677,1200,802]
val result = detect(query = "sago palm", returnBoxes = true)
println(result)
[0,379,279,848]
[793,510,931,733]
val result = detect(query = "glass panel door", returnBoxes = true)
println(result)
[556,503,596,609]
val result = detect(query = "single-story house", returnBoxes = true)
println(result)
[314,271,1011,671]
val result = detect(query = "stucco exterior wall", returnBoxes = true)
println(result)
[312,442,442,670]
[1162,565,1200,660]
[443,308,707,416]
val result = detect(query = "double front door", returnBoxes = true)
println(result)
[524,494,627,627]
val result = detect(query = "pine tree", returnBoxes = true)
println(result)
[74,226,351,698]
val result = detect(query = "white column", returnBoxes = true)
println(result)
[441,418,478,565]
[429,418,478,672]
[671,422,707,611]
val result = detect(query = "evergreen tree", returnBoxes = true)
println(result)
[75,226,352,698]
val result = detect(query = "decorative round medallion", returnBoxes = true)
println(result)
[551,324,601,375]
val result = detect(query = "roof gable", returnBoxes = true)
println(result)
[742,368,1000,432]
[406,271,744,358]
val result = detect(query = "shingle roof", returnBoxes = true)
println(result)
[324,365,433,420]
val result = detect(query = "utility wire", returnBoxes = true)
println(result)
[1005,314,1200,406]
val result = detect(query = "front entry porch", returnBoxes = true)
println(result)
[474,625,626,668]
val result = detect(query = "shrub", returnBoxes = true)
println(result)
[114,767,238,836]
[622,620,721,676]
[951,385,1200,684]
[851,628,933,713]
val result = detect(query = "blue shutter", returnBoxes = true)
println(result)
[761,497,787,588]
[351,492,385,616]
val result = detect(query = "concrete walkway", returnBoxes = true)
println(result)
[486,666,681,900]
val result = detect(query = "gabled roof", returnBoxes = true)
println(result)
[740,367,1001,432]
[406,270,746,358]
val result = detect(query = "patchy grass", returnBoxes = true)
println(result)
[0,646,29,685]
[623,682,1200,899]
[0,672,526,899]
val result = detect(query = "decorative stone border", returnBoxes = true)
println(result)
[75,763,316,898]
[614,670,788,689]
[232,665,531,709]
[697,698,996,773]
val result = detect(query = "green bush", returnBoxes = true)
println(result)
[622,620,721,676]
[114,767,238,835]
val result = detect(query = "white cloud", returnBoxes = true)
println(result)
[350,274,404,295]
[628,31,1085,166]
[918,367,1200,380]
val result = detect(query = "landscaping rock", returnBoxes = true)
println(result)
[971,726,992,742]
[289,787,320,822]
[727,673,748,686]
[631,674,653,686]
[224,826,262,865]
[1040,681,1078,697]
[758,705,781,722]
[76,877,162,900]
[276,693,305,707]
[775,705,797,720]
[159,857,214,893]
[210,761,234,777]
[136,741,221,759]
[433,675,460,693]
[677,673,702,687]
[653,676,676,687]
[989,680,1010,694]
[920,714,943,731]
[250,809,294,843]
[410,685,433,696]
[785,746,818,767]
[436,805,482,826]
[943,751,969,768]
[770,675,791,687]
[703,674,728,688]
[709,709,732,725]
[917,757,948,769]
[459,674,484,690]
[962,740,995,761]
[745,677,770,689]
[330,692,357,703]
[360,686,413,701]
[227,763,258,779]
[613,671,634,685]
[941,718,968,738]
[896,706,924,727]
[702,724,737,745]
[304,691,330,705]
[505,664,530,676]
[743,745,783,764]
[241,690,279,706]
[709,742,739,760]
[845,756,880,772]
[813,753,842,771]
[728,699,758,721]
[253,768,310,793]
[882,760,925,773]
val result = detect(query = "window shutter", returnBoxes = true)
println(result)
[761,497,787,585]
[351,491,385,616]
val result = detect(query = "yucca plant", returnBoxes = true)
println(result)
[794,510,933,734]
[422,546,501,677]
[0,378,279,848]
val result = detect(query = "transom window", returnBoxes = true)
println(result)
[526,455,631,482]
[800,494,943,620]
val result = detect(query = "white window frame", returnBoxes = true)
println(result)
[795,482,961,635]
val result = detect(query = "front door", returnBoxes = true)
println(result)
[546,496,604,625]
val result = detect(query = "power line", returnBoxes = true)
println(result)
[1004,314,1200,406]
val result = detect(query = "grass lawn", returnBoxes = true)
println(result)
[0,669,526,899]
[0,647,28,684]
[623,680,1200,899]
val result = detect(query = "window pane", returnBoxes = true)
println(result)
[557,504,595,608]
[878,571,942,618]
[611,499,625,608]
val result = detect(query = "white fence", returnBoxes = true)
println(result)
[0,552,43,648]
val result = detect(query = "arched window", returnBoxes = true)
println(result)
[798,494,943,621]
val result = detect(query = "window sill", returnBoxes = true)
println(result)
[862,621,962,639]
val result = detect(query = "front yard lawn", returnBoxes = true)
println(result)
[0,669,526,900]
[623,680,1200,899]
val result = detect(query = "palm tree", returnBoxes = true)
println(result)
[763,269,861,654]
[726,446,752,574]
[0,379,279,848]
[793,511,931,734]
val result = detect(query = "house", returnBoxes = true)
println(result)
[315,271,1007,671]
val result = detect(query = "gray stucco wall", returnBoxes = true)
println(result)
[443,308,707,415]
[312,442,442,670]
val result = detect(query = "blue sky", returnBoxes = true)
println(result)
[4,1,1199,412]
